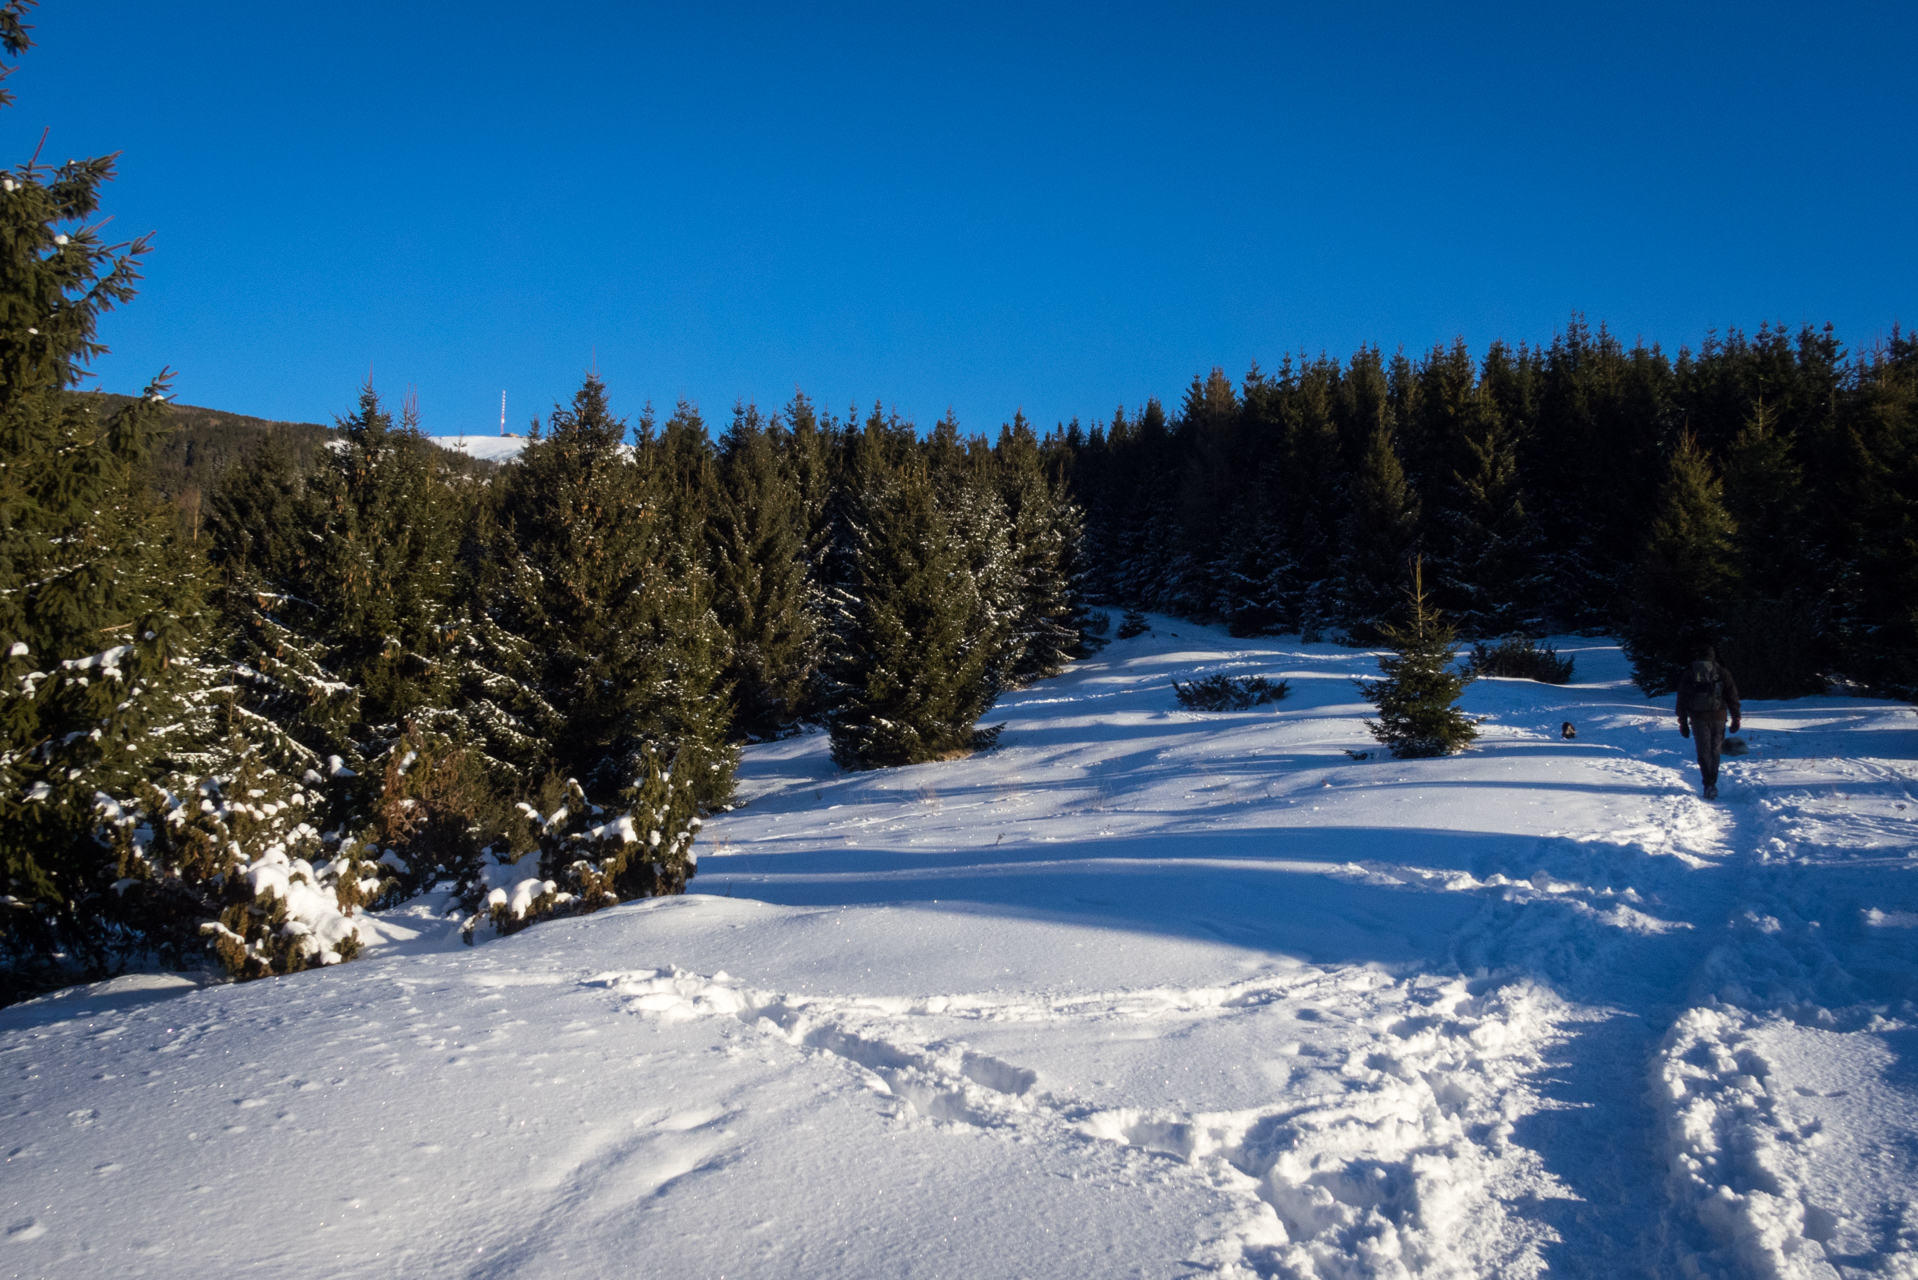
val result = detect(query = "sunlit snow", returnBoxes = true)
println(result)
[4,619,1915,1277]
[433,434,528,462]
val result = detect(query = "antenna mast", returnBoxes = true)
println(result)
[499,390,507,437]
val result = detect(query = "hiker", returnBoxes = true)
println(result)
[1675,644,1741,800]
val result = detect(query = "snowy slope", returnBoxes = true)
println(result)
[4,620,1915,1278]
[432,434,527,462]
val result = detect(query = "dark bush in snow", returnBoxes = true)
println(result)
[1467,637,1575,684]
[460,751,701,943]
[1172,674,1290,711]
[118,752,372,981]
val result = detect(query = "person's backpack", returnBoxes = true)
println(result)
[1687,660,1725,714]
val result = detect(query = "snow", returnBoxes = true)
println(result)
[433,434,528,462]
[223,845,362,965]
[4,618,1915,1277]
[59,643,131,674]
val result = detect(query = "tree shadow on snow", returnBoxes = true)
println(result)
[699,821,1752,1271]
[699,824,1729,981]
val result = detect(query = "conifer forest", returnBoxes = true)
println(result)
[4,0,1917,1004]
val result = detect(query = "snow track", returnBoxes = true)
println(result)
[4,623,1914,1278]
[1654,1006,1918,1280]
[1641,722,1918,1280]
[588,963,1580,1278]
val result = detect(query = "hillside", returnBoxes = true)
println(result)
[71,391,337,502]
[70,393,498,530]
[2,620,1914,1278]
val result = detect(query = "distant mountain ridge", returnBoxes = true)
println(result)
[70,391,337,506]
[70,392,498,534]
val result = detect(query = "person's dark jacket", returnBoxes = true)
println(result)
[1675,661,1741,736]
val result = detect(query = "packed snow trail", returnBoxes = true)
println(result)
[2,621,1913,1278]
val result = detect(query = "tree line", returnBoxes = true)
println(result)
[1061,325,1918,699]
[5,358,1090,997]
[0,0,1089,997]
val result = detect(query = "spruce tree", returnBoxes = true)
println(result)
[1439,394,1542,638]
[1401,338,1479,500]
[826,432,1001,769]
[457,745,705,942]
[138,743,369,980]
[1172,367,1242,620]
[473,375,735,811]
[994,413,1092,679]
[0,11,420,992]
[927,415,1019,695]
[1530,320,1675,632]
[1719,400,1825,696]
[1830,332,1918,695]
[446,487,565,786]
[1357,558,1478,758]
[1339,415,1421,643]
[1120,399,1182,611]
[205,385,471,871]
[650,398,719,560]
[195,395,500,961]
[1622,433,1738,693]
[1279,356,1349,637]
[710,401,816,739]
[779,390,839,586]
[297,387,463,731]
[0,7,214,990]
[1074,404,1136,605]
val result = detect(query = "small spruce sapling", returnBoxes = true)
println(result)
[366,725,500,904]
[1467,636,1574,684]
[1171,673,1290,711]
[1356,557,1478,758]
[553,749,703,904]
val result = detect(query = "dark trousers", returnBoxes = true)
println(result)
[1691,713,1726,786]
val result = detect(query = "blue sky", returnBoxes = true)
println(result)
[10,1,1914,435]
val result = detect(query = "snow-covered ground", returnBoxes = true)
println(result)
[432,434,527,462]
[5,620,1916,1278]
